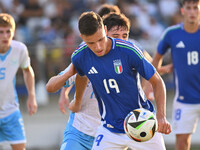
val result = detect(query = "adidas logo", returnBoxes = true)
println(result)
[176,41,185,48]
[88,67,98,74]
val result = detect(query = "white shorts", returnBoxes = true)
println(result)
[172,100,200,134]
[92,125,166,150]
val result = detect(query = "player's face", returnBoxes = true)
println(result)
[107,26,129,41]
[81,26,111,57]
[181,1,200,24]
[0,26,14,52]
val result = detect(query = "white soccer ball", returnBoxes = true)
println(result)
[124,108,157,142]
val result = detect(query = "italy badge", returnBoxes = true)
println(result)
[113,59,123,74]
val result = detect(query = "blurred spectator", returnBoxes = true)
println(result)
[8,0,24,22]
[38,19,57,44]
[42,0,57,19]
[129,15,146,40]
[64,25,78,60]
[158,0,179,26]
[0,1,6,13]
[19,0,44,43]
[0,0,13,11]
[145,16,164,41]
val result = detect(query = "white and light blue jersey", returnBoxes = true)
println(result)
[72,37,156,133]
[158,23,200,104]
[0,40,30,118]
[60,67,101,137]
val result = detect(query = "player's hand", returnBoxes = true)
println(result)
[158,64,173,75]
[156,116,171,134]
[68,99,81,113]
[27,95,38,116]
[58,96,69,114]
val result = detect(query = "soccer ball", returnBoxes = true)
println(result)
[124,108,157,142]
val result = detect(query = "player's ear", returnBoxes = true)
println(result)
[104,25,107,35]
[80,34,83,39]
[180,8,184,15]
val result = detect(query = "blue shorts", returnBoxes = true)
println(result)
[60,124,95,150]
[0,110,26,144]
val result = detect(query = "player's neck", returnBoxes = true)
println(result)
[183,22,199,33]
[0,47,10,54]
[104,38,112,55]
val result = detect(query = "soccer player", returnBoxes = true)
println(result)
[69,11,171,150]
[57,5,121,150]
[152,0,200,150]
[0,13,37,150]
[58,11,134,150]
[48,12,168,150]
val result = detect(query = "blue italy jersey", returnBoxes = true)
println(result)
[72,37,156,133]
[158,23,200,104]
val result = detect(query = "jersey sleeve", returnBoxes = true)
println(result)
[157,28,171,55]
[140,58,156,80]
[19,43,30,69]
[128,44,156,80]
[71,47,86,76]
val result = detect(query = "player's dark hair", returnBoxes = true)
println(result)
[181,0,200,6]
[103,13,130,32]
[97,4,121,17]
[79,11,103,36]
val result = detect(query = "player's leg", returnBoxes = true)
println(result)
[172,101,200,150]
[176,134,191,150]
[11,143,25,150]
[92,125,128,150]
[0,110,26,150]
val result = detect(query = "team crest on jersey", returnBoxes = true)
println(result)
[113,59,123,74]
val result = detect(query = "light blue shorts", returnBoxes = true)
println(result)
[60,112,95,150]
[60,125,95,150]
[0,110,26,144]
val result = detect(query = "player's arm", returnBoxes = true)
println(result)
[22,65,38,116]
[157,64,173,75]
[68,74,88,112]
[46,63,76,93]
[148,71,171,134]
[139,51,154,100]
[152,52,164,69]
[152,52,173,75]
[142,52,173,100]
[143,50,152,62]
[58,85,73,114]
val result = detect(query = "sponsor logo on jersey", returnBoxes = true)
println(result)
[113,59,123,74]
[176,41,185,48]
[88,66,98,74]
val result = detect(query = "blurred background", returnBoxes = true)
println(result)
[0,0,199,149]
